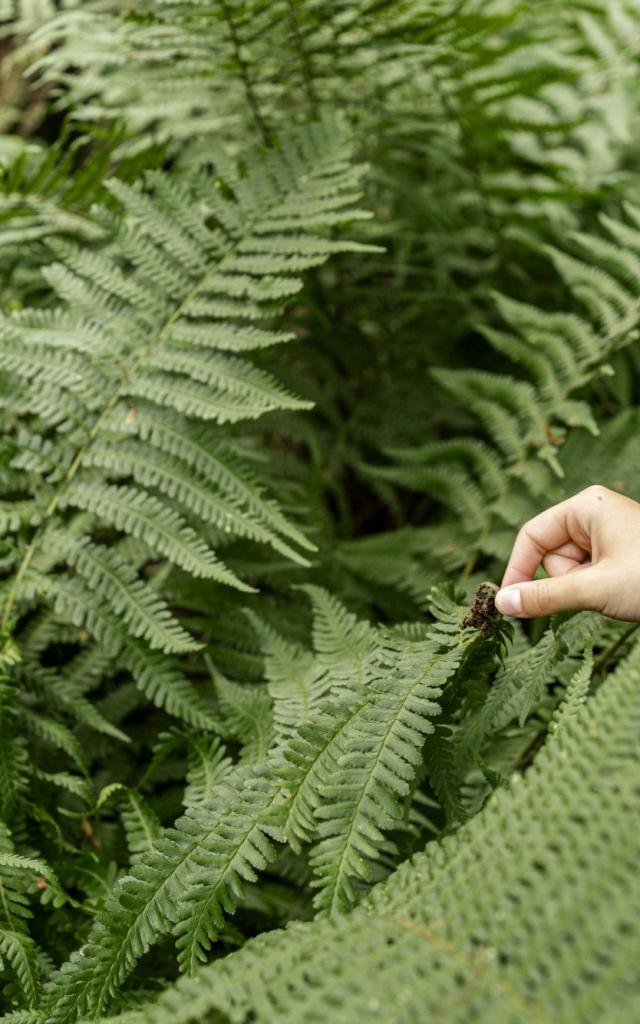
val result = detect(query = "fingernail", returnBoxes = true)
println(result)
[495,586,522,616]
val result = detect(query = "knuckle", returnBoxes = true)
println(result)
[581,484,611,504]
[530,579,552,615]
[519,520,545,556]
[516,523,530,544]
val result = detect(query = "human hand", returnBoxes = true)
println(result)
[495,485,640,621]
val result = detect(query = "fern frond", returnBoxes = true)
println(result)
[109,407,315,555]
[454,612,597,779]
[119,792,162,865]
[82,440,310,567]
[172,772,285,975]
[247,589,376,746]
[248,615,325,743]
[279,704,355,854]
[0,852,57,890]
[0,683,29,820]
[426,724,466,826]
[1,116,371,709]
[19,707,86,773]
[18,664,129,743]
[0,929,40,1008]
[215,673,274,764]
[548,647,594,737]
[299,585,376,698]
[59,484,249,589]
[39,579,218,730]
[184,736,232,807]
[308,637,461,913]
[0,825,31,933]
[50,532,200,654]
[40,768,287,1018]
[103,634,640,1024]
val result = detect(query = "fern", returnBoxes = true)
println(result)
[306,636,461,913]
[548,646,594,736]
[3,1,640,1020]
[365,212,640,586]
[97,786,162,866]
[0,682,29,820]
[0,115,373,722]
[0,930,40,1009]
[183,735,232,807]
[248,587,375,742]
[35,591,506,1016]
[0,822,58,1010]
[248,615,327,741]
[40,768,286,1018]
[95,636,640,1024]
[215,673,274,764]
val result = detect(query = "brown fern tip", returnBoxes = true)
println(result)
[461,582,501,634]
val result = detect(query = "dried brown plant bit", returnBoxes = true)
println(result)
[461,582,501,634]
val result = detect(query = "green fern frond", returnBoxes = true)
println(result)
[0,929,40,1008]
[184,736,232,807]
[36,579,218,729]
[59,483,249,590]
[0,116,371,712]
[248,589,375,745]
[426,724,466,826]
[299,585,376,697]
[39,768,287,1018]
[0,825,32,933]
[0,683,29,820]
[308,637,461,913]
[247,614,327,742]
[96,783,162,866]
[119,792,162,865]
[0,852,57,891]
[548,647,594,737]
[104,634,640,1024]
[82,440,310,567]
[171,772,285,975]
[432,369,549,465]
[19,707,86,774]
[50,532,200,655]
[17,664,129,743]
[215,673,274,764]
[454,612,597,780]
[108,407,315,555]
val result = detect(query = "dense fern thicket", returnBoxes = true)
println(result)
[1,2,640,1021]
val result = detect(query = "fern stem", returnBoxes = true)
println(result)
[459,476,510,581]
[593,622,640,679]
[431,73,502,252]
[219,0,272,146]
[285,0,319,116]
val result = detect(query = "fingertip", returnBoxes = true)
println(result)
[495,585,523,617]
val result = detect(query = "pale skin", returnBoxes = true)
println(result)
[495,485,640,621]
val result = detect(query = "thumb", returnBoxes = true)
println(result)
[495,568,605,618]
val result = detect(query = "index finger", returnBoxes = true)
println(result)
[501,497,579,588]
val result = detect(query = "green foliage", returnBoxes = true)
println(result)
[1,1,640,1021]
[96,636,640,1024]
